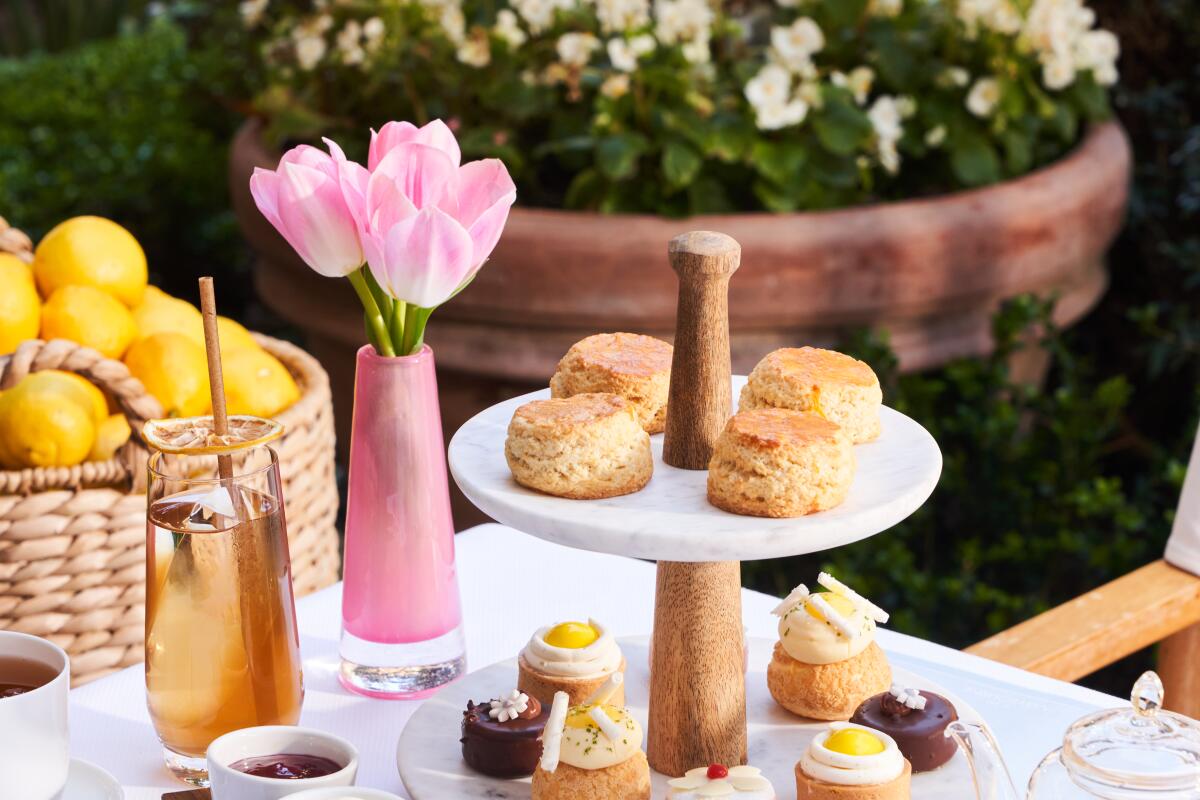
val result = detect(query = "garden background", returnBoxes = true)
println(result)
[1,0,1196,693]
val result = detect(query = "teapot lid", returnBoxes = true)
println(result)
[1063,672,1200,795]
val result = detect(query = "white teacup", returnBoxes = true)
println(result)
[207,726,358,800]
[0,631,70,800]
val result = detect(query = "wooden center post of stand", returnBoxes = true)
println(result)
[648,231,746,777]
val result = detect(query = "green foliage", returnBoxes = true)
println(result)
[194,0,1117,216]
[0,20,246,305]
[0,0,153,56]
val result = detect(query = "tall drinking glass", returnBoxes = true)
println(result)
[145,445,304,786]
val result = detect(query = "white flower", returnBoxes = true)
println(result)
[239,0,269,27]
[770,17,824,73]
[957,0,1021,37]
[601,73,632,98]
[755,98,809,131]
[878,139,900,174]
[1042,56,1076,90]
[291,16,332,70]
[966,76,1001,117]
[867,0,902,17]
[868,95,903,143]
[609,35,657,72]
[745,63,791,110]
[513,0,572,34]
[682,35,711,64]
[336,20,364,64]
[654,0,714,45]
[557,32,601,67]
[596,0,651,34]
[796,80,824,109]
[1073,28,1119,84]
[1093,61,1118,86]
[495,9,528,48]
[457,32,491,67]
[895,95,917,118]
[925,125,947,147]
[832,66,874,106]
[363,17,386,52]
[775,0,799,7]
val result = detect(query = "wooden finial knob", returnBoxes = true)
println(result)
[662,231,741,470]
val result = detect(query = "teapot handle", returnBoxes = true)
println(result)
[946,721,1023,800]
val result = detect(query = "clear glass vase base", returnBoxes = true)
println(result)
[162,748,209,787]
[338,626,466,700]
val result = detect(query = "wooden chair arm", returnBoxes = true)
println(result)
[966,559,1200,682]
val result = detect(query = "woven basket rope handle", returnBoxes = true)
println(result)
[0,339,165,494]
[0,215,33,263]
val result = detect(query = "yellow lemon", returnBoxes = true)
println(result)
[89,414,132,461]
[545,621,600,649]
[18,371,108,424]
[0,255,40,354]
[222,347,299,418]
[124,333,211,418]
[33,216,147,307]
[217,316,259,352]
[132,291,204,344]
[41,285,137,359]
[824,728,886,756]
[0,385,95,468]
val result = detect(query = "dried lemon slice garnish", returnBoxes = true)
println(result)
[142,415,284,455]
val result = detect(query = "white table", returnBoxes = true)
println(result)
[70,524,1122,798]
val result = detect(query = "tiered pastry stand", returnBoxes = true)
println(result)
[398,232,949,796]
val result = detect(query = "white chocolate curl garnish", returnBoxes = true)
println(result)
[807,594,858,639]
[522,619,622,678]
[818,572,889,623]
[889,684,927,710]
[588,706,625,742]
[800,723,904,786]
[771,584,810,617]
[539,691,570,773]
[585,672,623,706]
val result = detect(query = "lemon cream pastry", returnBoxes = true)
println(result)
[519,620,626,706]
[532,679,651,800]
[707,408,855,517]
[795,723,911,800]
[740,347,882,444]
[767,573,891,720]
[550,333,673,434]
[668,764,776,799]
[505,393,653,499]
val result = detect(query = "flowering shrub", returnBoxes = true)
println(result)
[228,0,1119,215]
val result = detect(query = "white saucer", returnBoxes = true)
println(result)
[63,758,124,800]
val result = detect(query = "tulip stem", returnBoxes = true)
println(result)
[348,268,395,357]
[364,267,394,327]
[390,300,407,354]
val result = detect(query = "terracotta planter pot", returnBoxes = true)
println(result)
[230,119,1130,527]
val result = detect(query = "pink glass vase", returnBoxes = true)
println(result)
[339,344,465,698]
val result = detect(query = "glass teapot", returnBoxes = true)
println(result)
[948,672,1200,799]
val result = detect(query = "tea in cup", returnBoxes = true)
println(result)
[0,631,70,800]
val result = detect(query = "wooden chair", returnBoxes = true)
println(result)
[968,432,1200,718]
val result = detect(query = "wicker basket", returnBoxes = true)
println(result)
[0,222,341,685]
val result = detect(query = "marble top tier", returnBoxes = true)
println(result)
[447,376,941,562]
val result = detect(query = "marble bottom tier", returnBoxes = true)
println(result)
[396,637,981,798]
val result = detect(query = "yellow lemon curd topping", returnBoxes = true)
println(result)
[565,703,623,728]
[805,592,856,622]
[557,702,643,770]
[545,621,599,649]
[824,728,885,756]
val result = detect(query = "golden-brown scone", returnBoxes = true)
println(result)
[517,654,628,707]
[532,752,652,800]
[767,641,891,720]
[550,333,673,434]
[795,757,912,800]
[505,393,653,499]
[707,408,855,517]
[740,347,882,443]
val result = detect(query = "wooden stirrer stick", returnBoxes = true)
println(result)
[198,277,235,489]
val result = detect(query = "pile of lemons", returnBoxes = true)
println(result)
[0,216,300,469]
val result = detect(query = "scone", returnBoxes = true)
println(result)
[795,723,912,800]
[532,681,652,800]
[506,393,652,499]
[707,408,854,517]
[518,620,626,706]
[767,573,892,720]
[740,347,882,443]
[550,333,673,434]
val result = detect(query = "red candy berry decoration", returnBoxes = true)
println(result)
[707,764,729,780]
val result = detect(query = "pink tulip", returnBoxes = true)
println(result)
[250,140,366,278]
[360,122,516,309]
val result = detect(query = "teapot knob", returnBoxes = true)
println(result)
[1131,671,1164,718]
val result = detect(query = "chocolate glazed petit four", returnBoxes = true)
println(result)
[850,686,959,772]
[461,689,549,777]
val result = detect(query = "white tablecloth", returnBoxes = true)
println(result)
[70,524,1122,798]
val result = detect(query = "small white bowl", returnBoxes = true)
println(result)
[206,726,359,800]
[283,788,403,800]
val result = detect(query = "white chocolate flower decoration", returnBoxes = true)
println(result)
[488,689,531,722]
[668,764,775,798]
